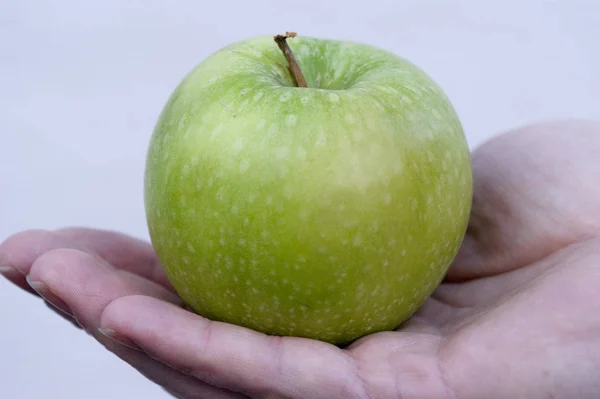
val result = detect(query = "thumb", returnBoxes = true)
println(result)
[447,119,600,281]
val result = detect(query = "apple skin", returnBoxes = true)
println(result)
[144,35,472,345]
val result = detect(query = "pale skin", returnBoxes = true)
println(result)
[1,119,600,398]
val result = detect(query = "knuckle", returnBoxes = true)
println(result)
[0,229,53,250]
[29,248,93,280]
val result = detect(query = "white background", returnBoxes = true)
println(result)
[1,1,599,398]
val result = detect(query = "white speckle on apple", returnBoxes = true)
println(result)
[275,146,290,159]
[215,187,226,202]
[327,93,340,103]
[232,138,245,152]
[277,166,289,180]
[282,184,295,199]
[393,161,404,175]
[255,119,266,130]
[314,128,326,148]
[239,158,251,173]
[298,209,310,220]
[411,197,418,210]
[246,193,257,203]
[286,114,297,126]
[264,196,273,206]
[181,163,190,176]
[279,92,292,102]
[383,194,392,205]
[296,146,307,161]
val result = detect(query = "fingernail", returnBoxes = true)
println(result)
[0,265,20,279]
[25,275,74,317]
[98,328,142,352]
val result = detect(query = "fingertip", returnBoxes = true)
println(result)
[25,274,75,317]
[97,327,143,352]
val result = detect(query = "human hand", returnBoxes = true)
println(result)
[2,120,599,398]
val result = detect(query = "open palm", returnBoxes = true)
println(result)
[2,120,599,399]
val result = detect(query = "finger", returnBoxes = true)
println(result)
[434,232,596,309]
[0,264,37,294]
[55,227,172,289]
[94,330,247,399]
[0,230,60,293]
[100,295,369,399]
[448,119,600,280]
[27,248,180,330]
[27,247,241,398]
[0,228,172,294]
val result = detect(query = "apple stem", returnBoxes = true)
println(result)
[274,32,308,88]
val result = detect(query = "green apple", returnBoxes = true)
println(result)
[144,33,472,346]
